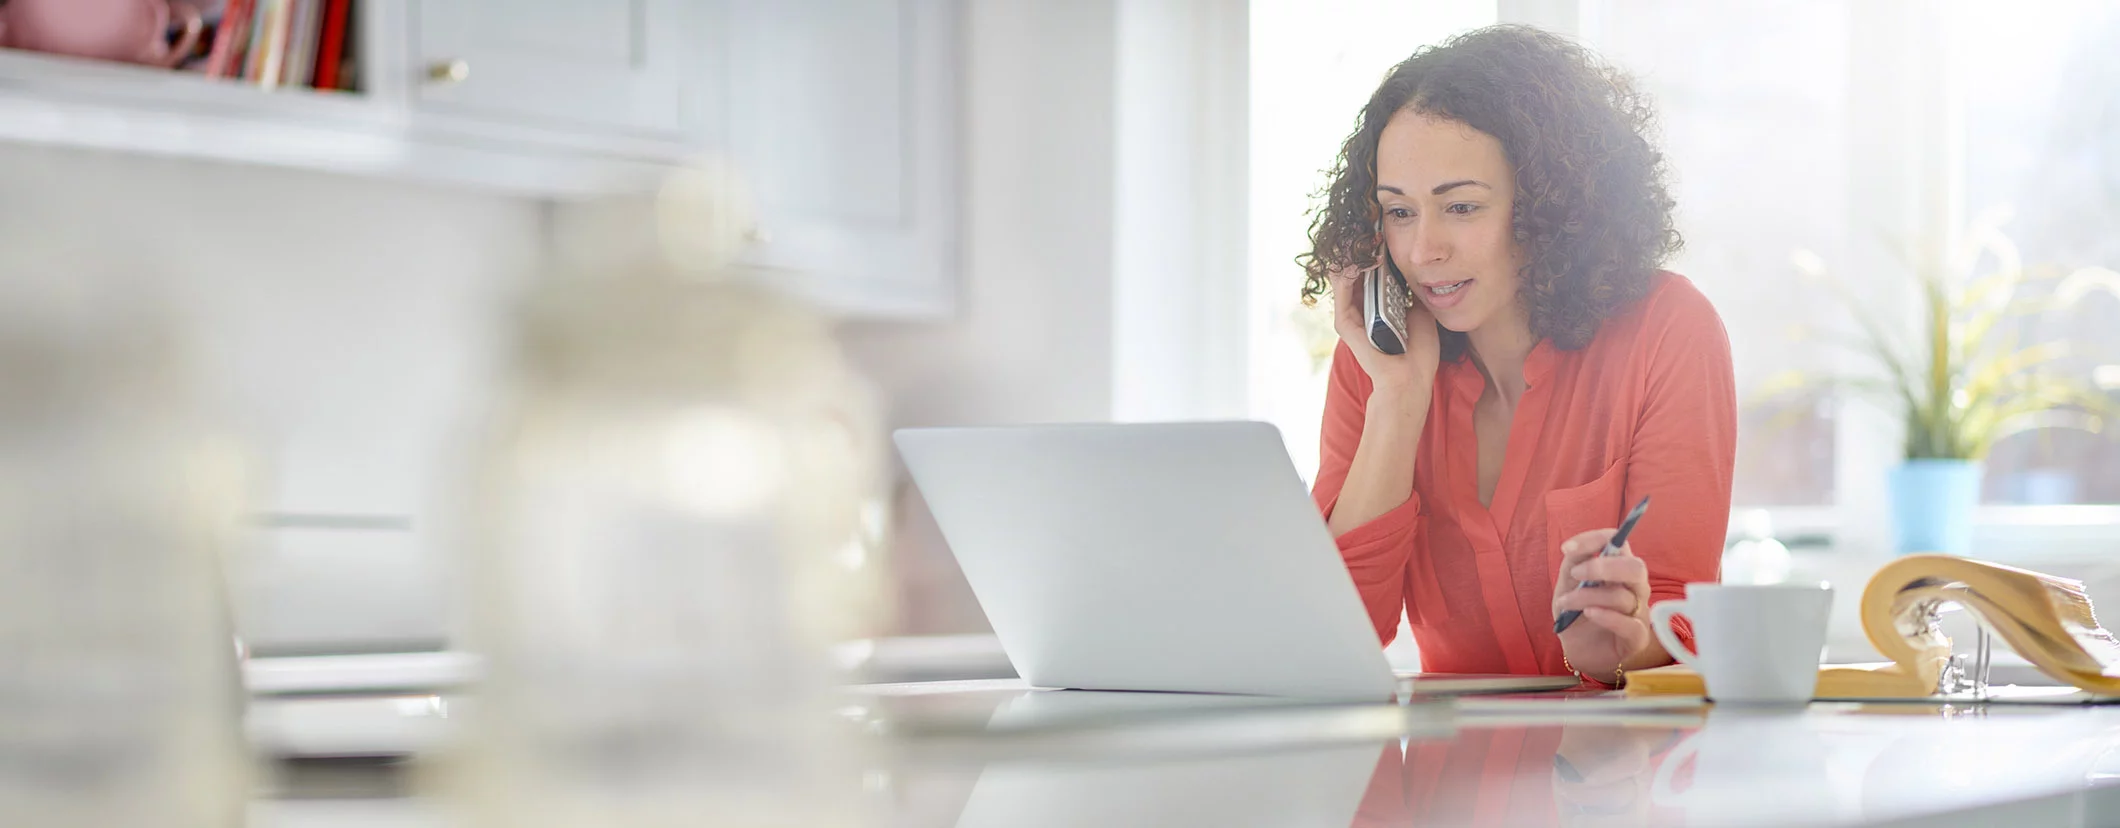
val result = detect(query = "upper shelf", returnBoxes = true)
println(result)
[0,46,701,198]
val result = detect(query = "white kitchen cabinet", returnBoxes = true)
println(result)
[0,0,959,315]
[0,0,717,196]
[410,0,697,140]
[726,0,960,318]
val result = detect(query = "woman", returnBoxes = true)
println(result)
[1304,25,1735,687]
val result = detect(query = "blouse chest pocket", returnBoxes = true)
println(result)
[1542,462,1628,574]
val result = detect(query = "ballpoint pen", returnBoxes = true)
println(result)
[1553,495,1651,635]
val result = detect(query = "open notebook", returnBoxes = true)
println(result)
[1628,555,2120,703]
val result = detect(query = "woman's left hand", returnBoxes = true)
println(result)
[1552,528,1654,681]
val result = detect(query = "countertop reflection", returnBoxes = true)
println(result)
[867,684,2120,828]
[256,683,2120,827]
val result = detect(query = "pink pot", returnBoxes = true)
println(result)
[0,0,205,68]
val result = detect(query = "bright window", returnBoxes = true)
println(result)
[1954,0,2120,505]
[1251,2,2120,553]
[1248,0,1498,484]
[1582,0,2120,539]
[1579,0,1849,509]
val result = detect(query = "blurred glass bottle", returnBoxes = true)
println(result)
[1721,509,1792,585]
[0,304,249,826]
[438,165,884,826]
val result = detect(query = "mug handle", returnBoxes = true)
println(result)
[1649,730,1702,808]
[1650,599,1702,671]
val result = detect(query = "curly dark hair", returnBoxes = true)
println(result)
[1298,25,1681,360]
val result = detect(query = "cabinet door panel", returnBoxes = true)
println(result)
[414,0,687,137]
[730,0,958,316]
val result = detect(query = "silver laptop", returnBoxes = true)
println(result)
[896,421,1578,700]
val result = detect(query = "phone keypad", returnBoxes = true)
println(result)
[1367,266,1410,355]
[1379,269,1407,329]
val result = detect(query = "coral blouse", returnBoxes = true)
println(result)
[1312,271,1736,675]
[1351,725,1693,826]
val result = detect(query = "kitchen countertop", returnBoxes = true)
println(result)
[253,680,2120,827]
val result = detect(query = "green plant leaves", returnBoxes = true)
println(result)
[1764,228,2118,462]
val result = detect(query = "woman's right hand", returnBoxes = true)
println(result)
[1330,259,1442,394]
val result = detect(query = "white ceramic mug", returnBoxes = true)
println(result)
[1650,583,1833,704]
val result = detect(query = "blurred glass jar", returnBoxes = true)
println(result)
[0,314,249,826]
[438,255,885,825]
[1721,509,1792,586]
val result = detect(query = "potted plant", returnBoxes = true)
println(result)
[1769,214,2118,556]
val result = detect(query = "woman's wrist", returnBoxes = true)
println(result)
[1563,652,1625,687]
[1365,377,1434,412]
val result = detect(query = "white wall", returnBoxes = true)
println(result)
[840,0,1249,635]
[841,2,1119,432]
[1111,0,1250,422]
[0,145,543,653]
[839,0,1121,635]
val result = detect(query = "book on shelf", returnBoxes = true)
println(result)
[202,0,255,79]
[257,0,293,89]
[1628,554,2120,703]
[277,0,309,88]
[197,0,355,92]
[284,0,324,88]
[312,0,352,90]
[240,0,273,83]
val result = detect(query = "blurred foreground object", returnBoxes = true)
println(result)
[1720,509,1791,585]
[435,163,884,826]
[0,301,249,825]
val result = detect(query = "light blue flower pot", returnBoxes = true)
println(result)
[1888,460,1982,556]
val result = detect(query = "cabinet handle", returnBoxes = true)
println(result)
[427,59,471,84]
